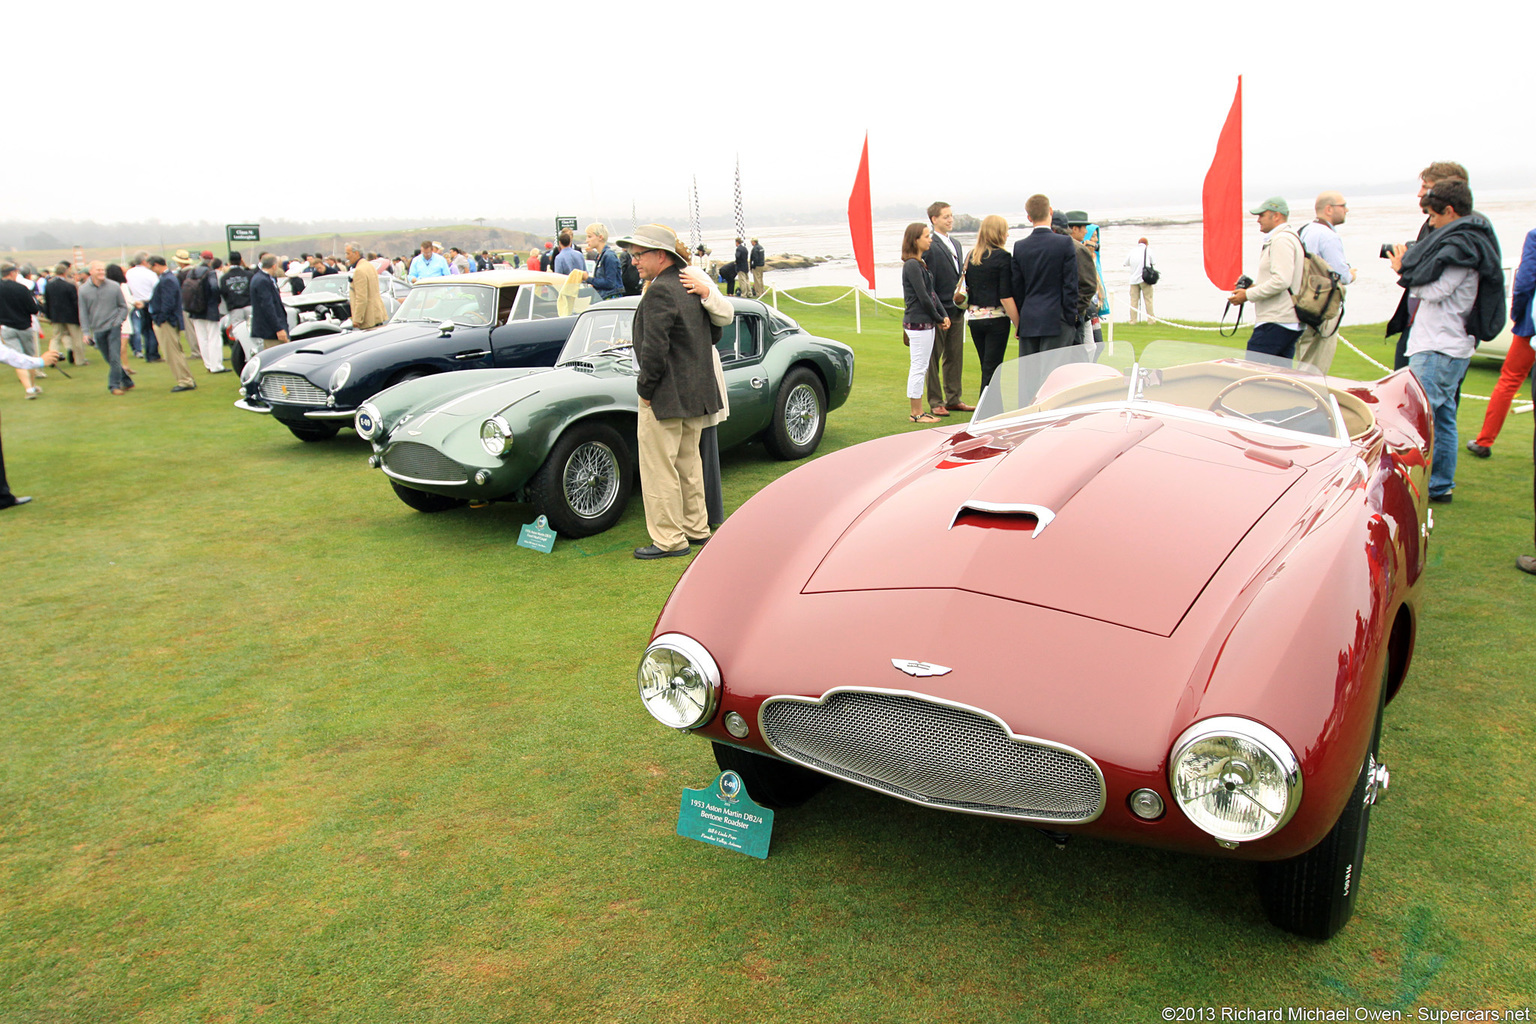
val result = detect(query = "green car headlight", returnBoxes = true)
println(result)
[355,403,381,440]
[1169,717,1302,843]
[480,416,514,456]
[637,634,720,731]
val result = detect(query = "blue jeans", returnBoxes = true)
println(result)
[1408,350,1470,498]
[135,308,158,359]
[1249,323,1301,360]
[94,328,132,391]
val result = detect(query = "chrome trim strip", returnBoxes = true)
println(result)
[303,409,359,419]
[948,501,1056,536]
[756,685,1106,824]
[233,399,272,414]
[379,467,469,486]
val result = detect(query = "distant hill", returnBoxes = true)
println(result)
[2,224,552,271]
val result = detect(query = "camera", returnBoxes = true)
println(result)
[1234,275,1253,290]
[1379,241,1414,260]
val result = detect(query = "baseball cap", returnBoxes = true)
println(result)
[1249,197,1290,216]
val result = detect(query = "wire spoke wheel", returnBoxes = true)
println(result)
[784,383,821,447]
[563,441,621,519]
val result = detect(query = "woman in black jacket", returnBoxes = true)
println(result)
[901,222,948,424]
[962,215,1018,390]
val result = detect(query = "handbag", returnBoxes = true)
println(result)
[1141,247,1161,286]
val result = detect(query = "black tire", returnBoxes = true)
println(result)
[389,480,467,513]
[762,367,826,461]
[287,422,341,443]
[712,742,828,809]
[1257,685,1387,940]
[525,421,633,538]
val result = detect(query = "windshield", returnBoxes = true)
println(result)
[303,275,349,297]
[392,283,495,326]
[558,308,635,363]
[973,341,1349,441]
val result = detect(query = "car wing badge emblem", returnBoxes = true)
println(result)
[892,659,953,677]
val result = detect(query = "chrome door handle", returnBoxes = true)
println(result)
[453,349,491,361]
[750,377,767,389]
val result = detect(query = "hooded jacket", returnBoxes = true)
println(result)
[1396,212,1506,343]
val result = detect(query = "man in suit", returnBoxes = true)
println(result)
[616,224,723,560]
[1011,195,1079,356]
[923,201,971,416]
[249,254,291,353]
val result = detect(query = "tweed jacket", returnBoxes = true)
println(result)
[349,259,388,330]
[633,263,723,421]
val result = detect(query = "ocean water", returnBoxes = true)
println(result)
[710,189,1536,326]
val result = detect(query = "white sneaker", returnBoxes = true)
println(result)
[26,386,42,399]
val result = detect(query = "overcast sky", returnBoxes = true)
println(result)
[10,0,1532,228]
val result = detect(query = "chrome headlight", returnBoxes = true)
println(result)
[637,634,720,731]
[240,355,261,385]
[329,362,351,392]
[1170,717,1302,843]
[355,402,381,440]
[479,416,514,456]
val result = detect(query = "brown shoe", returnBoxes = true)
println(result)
[111,388,126,395]
[929,406,950,417]
[947,402,976,412]
[1518,555,1536,576]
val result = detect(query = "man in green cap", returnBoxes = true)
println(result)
[1228,196,1305,359]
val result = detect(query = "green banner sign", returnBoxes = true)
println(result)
[555,217,578,235]
[227,224,260,243]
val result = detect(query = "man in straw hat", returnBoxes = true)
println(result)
[614,224,723,559]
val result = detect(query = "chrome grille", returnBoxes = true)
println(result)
[383,442,469,484]
[760,689,1103,822]
[259,373,328,407]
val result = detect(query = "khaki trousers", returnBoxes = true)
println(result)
[48,321,89,361]
[1128,283,1154,323]
[1296,313,1341,375]
[751,266,765,296]
[636,405,709,551]
[153,322,196,387]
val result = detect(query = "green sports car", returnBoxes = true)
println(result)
[356,296,855,537]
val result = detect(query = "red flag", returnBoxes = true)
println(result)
[1202,77,1243,291]
[847,133,875,292]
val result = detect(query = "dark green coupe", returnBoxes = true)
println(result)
[356,297,855,536]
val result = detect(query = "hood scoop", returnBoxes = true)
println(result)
[805,411,1306,636]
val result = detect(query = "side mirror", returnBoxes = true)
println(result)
[437,320,455,335]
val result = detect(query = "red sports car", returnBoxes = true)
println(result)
[638,341,1433,939]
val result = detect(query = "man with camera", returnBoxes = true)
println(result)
[1386,162,1469,369]
[1388,178,1505,505]
[1228,197,1305,360]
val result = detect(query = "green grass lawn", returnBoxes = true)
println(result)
[3,295,1533,1022]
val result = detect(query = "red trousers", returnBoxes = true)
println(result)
[1474,335,1534,448]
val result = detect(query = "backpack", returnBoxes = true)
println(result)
[1289,227,1344,333]
[181,265,210,315]
[619,249,642,296]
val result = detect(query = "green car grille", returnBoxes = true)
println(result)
[383,442,469,484]
[759,690,1104,822]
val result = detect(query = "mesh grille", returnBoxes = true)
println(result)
[259,373,329,406]
[383,442,469,484]
[760,690,1103,821]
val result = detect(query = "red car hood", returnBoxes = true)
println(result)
[804,411,1309,636]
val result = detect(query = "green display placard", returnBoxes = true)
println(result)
[227,224,260,242]
[517,515,557,553]
[676,771,774,859]
[555,216,579,234]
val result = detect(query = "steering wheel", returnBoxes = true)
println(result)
[1208,374,1333,429]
